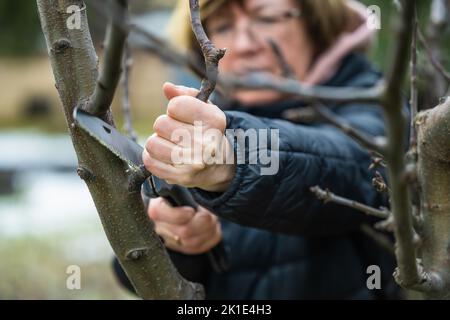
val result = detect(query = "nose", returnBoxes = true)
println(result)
[231,20,263,55]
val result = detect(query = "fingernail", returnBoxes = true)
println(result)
[175,84,191,91]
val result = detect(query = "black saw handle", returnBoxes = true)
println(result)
[143,176,229,274]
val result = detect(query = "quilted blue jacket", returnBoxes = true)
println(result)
[114,53,403,299]
[189,53,401,299]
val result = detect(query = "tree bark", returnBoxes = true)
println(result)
[416,97,450,299]
[36,0,203,299]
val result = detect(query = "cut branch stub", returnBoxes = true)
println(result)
[189,0,226,102]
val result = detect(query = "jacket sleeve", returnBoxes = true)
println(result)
[190,103,389,236]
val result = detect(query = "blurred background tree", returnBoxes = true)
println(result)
[0,1,42,56]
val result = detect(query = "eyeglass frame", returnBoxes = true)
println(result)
[206,7,302,43]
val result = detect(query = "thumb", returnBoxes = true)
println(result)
[163,82,200,100]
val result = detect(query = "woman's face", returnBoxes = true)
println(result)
[206,0,314,105]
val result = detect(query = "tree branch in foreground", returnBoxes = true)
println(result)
[189,0,226,102]
[380,0,446,294]
[37,0,203,299]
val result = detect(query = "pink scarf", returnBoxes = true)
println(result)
[303,0,378,85]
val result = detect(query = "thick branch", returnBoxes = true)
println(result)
[381,0,425,290]
[415,97,450,298]
[37,0,202,299]
[85,0,128,116]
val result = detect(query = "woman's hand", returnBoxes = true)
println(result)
[148,197,222,255]
[142,82,236,192]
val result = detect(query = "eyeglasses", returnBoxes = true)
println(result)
[207,8,301,44]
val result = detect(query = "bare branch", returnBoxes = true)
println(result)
[374,215,395,233]
[310,186,390,219]
[417,28,450,83]
[121,42,138,142]
[313,103,387,155]
[37,0,203,299]
[221,73,385,104]
[415,97,450,297]
[189,0,226,102]
[369,155,386,170]
[360,224,395,256]
[410,10,419,148]
[381,0,422,289]
[267,39,296,79]
[85,0,128,117]
[282,106,321,124]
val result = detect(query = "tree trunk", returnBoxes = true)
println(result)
[36,0,203,299]
[417,97,450,299]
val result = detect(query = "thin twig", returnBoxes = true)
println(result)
[417,29,450,83]
[409,10,419,148]
[310,186,391,219]
[267,39,296,79]
[121,41,138,142]
[314,103,387,155]
[369,155,386,170]
[85,0,129,117]
[360,224,395,256]
[189,0,226,102]
[282,106,321,124]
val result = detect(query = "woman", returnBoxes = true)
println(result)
[115,0,402,299]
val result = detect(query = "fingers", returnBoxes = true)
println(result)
[163,82,224,128]
[145,133,184,164]
[142,149,178,180]
[142,148,201,186]
[174,210,218,239]
[142,82,230,191]
[153,115,194,146]
[148,197,195,225]
[167,95,216,125]
[156,218,221,254]
[163,82,200,100]
[148,198,222,254]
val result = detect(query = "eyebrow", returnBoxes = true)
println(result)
[248,4,270,13]
[247,3,294,14]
